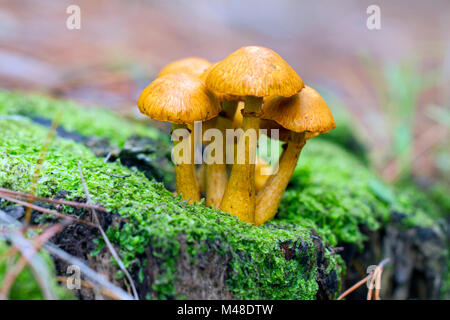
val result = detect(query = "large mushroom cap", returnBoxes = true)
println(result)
[200,64,240,102]
[262,86,336,134]
[205,46,303,97]
[137,73,221,124]
[158,57,212,78]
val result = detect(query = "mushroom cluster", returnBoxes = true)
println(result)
[137,46,336,225]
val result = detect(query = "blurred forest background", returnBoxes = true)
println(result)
[0,0,449,188]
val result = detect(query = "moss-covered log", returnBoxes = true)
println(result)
[0,91,447,299]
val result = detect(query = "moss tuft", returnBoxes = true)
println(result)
[276,141,390,247]
[276,140,447,247]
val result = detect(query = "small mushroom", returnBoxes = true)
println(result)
[254,86,336,225]
[205,46,303,223]
[158,57,220,203]
[157,58,229,207]
[137,73,221,203]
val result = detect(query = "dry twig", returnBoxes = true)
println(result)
[337,258,389,300]
[375,267,384,300]
[367,266,380,300]
[0,188,107,212]
[0,193,96,227]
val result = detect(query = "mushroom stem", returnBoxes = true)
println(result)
[221,100,239,119]
[219,96,262,223]
[172,123,201,203]
[206,163,227,208]
[254,132,306,225]
[255,157,273,193]
[197,164,207,194]
[205,115,229,208]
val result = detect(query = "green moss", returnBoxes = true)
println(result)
[276,139,446,247]
[0,117,324,299]
[0,90,163,147]
[0,241,74,300]
[391,184,445,228]
[275,141,390,247]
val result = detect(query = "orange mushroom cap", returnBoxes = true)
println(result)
[158,57,212,78]
[205,46,303,97]
[260,119,326,141]
[200,63,240,102]
[262,86,336,134]
[137,73,221,124]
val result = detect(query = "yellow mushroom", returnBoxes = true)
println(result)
[137,73,221,203]
[159,57,215,168]
[157,58,230,206]
[205,46,303,223]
